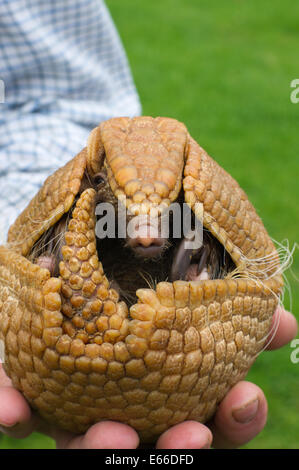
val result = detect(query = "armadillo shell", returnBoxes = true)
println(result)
[0,117,282,444]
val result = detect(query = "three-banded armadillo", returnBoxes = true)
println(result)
[0,116,282,443]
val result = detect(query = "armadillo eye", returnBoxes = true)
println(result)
[93,172,106,186]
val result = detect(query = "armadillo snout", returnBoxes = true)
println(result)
[126,215,166,258]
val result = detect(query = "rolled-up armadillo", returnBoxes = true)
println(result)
[0,116,283,443]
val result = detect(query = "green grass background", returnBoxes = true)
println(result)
[1,0,298,449]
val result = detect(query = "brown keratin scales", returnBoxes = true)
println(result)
[0,117,283,443]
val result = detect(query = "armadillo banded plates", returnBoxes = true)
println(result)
[0,117,283,443]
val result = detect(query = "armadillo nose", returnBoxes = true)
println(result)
[132,236,165,258]
[128,219,165,257]
[134,235,164,248]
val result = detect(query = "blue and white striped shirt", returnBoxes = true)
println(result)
[0,0,141,243]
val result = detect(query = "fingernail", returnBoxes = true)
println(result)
[0,421,18,429]
[232,398,259,424]
[201,442,211,449]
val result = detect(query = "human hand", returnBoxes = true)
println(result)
[0,307,297,449]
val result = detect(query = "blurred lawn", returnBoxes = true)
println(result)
[1,0,298,449]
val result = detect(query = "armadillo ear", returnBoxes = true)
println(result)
[86,126,105,178]
[183,135,280,278]
[7,149,87,257]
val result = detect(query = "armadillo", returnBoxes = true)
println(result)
[0,116,283,443]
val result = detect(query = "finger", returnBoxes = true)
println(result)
[0,386,36,438]
[0,365,40,438]
[209,381,267,448]
[156,421,212,449]
[56,421,139,449]
[266,307,298,350]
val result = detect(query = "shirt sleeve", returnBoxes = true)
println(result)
[0,0,141,243]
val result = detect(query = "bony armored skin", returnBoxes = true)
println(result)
[0,116,283,444]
